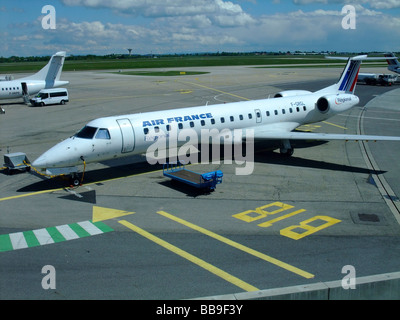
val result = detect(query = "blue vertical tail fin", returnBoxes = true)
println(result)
[336,55,364,94]
[316,55,364,95]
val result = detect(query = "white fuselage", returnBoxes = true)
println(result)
[0,51,68,103]
[0,79,68,100]
[32,92,358,170]
[32,55,400,175]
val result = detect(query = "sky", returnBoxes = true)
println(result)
[0,0,399,57]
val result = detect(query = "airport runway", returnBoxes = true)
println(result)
[0,65,400,299]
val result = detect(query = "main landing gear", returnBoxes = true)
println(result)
[280,139,294,157]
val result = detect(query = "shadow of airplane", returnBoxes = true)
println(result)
[17,140,384,193]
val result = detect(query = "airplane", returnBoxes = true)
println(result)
[0,51,68,106]
[384,52,400,74]
[32,55,400,185]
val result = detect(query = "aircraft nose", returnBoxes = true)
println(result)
[32,154,47,168]
[32,137,85,169]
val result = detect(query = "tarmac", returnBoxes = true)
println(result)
[0,65,400,299]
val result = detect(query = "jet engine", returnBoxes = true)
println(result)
[274,90,312,98]
[316,93,359,115]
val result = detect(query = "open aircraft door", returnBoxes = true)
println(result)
[21,82,30,104]
[117,118,135,153]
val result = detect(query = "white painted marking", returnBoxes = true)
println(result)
[33,228,55,245]
[78,221,102,235]
[56,224,79,240]
[9,232,28,250]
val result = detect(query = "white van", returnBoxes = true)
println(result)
[30,88,69,106]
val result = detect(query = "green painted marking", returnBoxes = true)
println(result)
[46,227,66,243]
[23,230,41,248]
[69,223,91,238]
[92,221,114,233]
[0,234,13,252]
[0,221,114,253]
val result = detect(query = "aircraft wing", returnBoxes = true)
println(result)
[252,125,400,142]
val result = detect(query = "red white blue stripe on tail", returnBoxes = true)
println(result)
[384,52,400,73]
[337,56,363,94]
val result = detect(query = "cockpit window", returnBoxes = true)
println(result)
[95,128,111,139]
[75,126,98,139]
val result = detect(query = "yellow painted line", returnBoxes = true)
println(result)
[118,219,259,292]
[322,121,347,130]
[181,81,251,101]
[157,211,314,279]
[0,188,64,202]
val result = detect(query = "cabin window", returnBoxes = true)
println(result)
[282,109,286,115]
[154,126,160,133]
[166,125,171,131]
[248,113,252,119]
[211,119,215,125]
[178,123,183,129]
[230,116,234,122]
[289,108,293,113]
[189,121,194,128]
[274,110,278,115]
[303,106,307,111]
[296,107,300,112]
[75,126,98,139]
[201,120,205,126]
[239,115,243,120]
[266,111,270,117]
[220,117,225,123]
[144,128,149,134]
[96,128,111,139]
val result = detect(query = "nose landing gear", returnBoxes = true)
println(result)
[70,173,81,187]
[69,157,86,187]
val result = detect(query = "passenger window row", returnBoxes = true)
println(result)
[266,106,307,117]
[143,113,256,135]
[1,87,20,91]
[142,106,307,135]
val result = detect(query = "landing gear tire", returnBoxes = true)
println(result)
[280,147,294,157]
[70,173,81,187]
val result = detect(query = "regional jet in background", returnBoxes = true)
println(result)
[0,51,68,106]
[32,55,400,185]
[384,52,400,74]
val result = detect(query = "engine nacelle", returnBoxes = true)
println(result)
[274,90,312,98]
[316,94,359,115]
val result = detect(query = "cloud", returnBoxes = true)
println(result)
[292,0,400,9]
[3,0,399,56]
[61,0,256,27]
